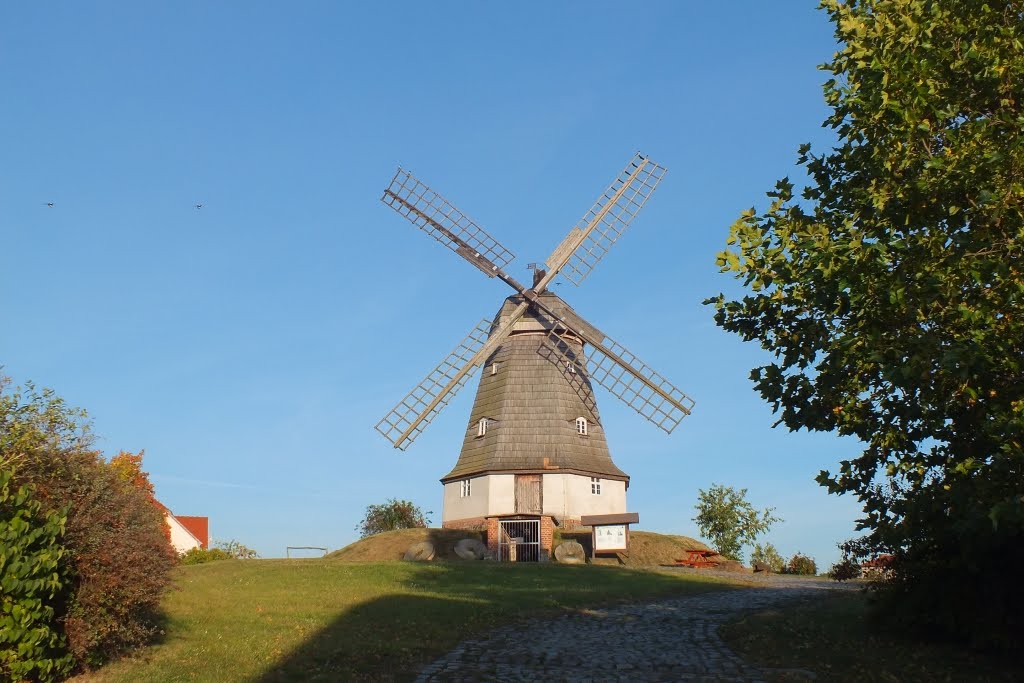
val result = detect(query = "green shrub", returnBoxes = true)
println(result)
[180,547,233,565]
[783,553,818,576]
[356,499,431,538]
[0,468,73,682]
[750,543,785,572]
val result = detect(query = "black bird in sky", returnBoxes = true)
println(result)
[46,202,54,208]
[195,203,203,210]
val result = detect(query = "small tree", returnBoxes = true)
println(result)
[693,483,780,561]
[356,498,430,538]
[783,552,818,576]
[750,542,785,573]
[217,539,259,559]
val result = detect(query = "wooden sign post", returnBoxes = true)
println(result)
[580,512,640,560]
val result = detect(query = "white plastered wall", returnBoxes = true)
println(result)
[443,472,625,523]
[442,474,517,522]
[542,473,626,519]
[166,513,202,554]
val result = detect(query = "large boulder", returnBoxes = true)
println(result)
[403,541,436,561]
[554,540,586,564]
[454,538,487,560]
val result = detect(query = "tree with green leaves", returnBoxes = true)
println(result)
[708,0,1023,648]
[356,498,431,538]
[0,469,73,682]
[692,484,780,561]
[750,542,785,573]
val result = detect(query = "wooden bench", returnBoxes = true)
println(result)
[674,550,717,568]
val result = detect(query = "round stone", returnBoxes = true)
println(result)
[554,540,586,564]
[403,540,436,561]
[454,538,487,560]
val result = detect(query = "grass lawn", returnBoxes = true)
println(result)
[720,589,1020,682]
[75,558,735,682]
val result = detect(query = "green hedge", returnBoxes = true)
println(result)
[0,469,73,682]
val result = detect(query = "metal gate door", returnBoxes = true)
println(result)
[498,519,540,562]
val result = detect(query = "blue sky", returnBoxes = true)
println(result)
[1,2,864,565]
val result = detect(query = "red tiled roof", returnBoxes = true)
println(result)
[176,516,209,549]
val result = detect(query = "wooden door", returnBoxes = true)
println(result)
[514,474,542,514]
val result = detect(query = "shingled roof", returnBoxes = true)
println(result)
[442,293,628,483]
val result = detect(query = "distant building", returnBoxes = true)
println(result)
[156,501,209,553]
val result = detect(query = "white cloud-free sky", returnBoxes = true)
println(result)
[2,2,865,565]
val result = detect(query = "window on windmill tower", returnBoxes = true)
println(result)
[576,417,588,435]
[460,479,471,497]
[491,362,499,375]
[591,477,602,495]
[565,361,577,374]
[477,418,488,437]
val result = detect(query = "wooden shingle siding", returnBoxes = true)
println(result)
[443,293,629,483]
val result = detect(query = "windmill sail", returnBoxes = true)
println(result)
[382,168,515,276]
[375,152,693,451]
[546,154,667,287]
[375,318,492,450]
[544,313,694,434]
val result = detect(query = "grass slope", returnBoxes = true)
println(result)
[76,559,735,682]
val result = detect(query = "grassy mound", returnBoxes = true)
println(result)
[327,527,717,567]
[555,530,718,567]
[326,528,485,561]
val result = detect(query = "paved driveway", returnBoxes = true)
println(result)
[415,573,851,682]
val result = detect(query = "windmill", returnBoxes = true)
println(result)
[375,153,694,561]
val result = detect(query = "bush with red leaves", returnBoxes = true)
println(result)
[3,379,176,670]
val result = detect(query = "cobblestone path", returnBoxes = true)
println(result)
[415,577,848,682]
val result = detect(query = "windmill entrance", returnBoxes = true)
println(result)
[498,519,540,562]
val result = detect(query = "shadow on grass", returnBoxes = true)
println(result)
[252,593,460,682]
[252,561,720,682]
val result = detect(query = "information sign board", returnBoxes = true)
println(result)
[593,523,628,552]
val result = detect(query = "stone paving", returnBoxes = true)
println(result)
[415,574,851,682]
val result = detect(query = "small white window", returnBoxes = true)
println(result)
[477,418,488,437]
[460,479,471,497]
[591,477,602,495]
[576,417,588,435]
[491,362,499,375]
[566,361,577,374]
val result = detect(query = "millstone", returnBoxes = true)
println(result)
[403,541,436,561]
[453,538,487,560]
[554,540,586,564]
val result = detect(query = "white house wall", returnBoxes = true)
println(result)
[443,473,624,523]
[442,476,487,521]
[166,514,202,554]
